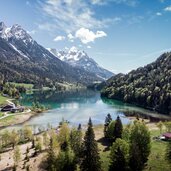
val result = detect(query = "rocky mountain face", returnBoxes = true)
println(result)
[0,22,103,87]
[101,52,171,115]
[47,46,114,80]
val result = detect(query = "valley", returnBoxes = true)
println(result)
[0,0,171,169]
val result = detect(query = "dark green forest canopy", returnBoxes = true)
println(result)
[101,52,171,115]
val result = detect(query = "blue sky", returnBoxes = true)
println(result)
[0,0,171,73]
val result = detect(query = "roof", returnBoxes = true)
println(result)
[162,133,171,138]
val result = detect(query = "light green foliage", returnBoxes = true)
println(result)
[156,121,163,134]
[56,147,76,171]
[129,121,151,171]
[122,124,131,142]
[13,146,21,166]
[163,122,171,132]
[70,128,83,160]
[32,101,46,113]
[43,132,50,149]
[106,120,115,139]
[23,126,33,141]
[109,138,129,171]
[35,137,42,152]
[0,95,8,105]
[57,123,70,146]
[10,129,19,148]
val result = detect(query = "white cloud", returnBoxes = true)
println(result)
[164,6,171,11]
[27,30,36,35]
[91,0,138,6]
[75,28,107,44]
[87,45,92,49]
[91,0,106,5]
[39,0,116,32]
[53,36,65,41]
[156,12,162,16]
[67,33,74,42]
[68,33,74,39]
[38,23,57,31]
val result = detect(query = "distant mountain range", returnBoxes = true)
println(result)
[101,52,171,115]
[0,22,113,88]
[47,47,113,80]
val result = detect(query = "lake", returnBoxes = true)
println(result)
[2,89,171,131]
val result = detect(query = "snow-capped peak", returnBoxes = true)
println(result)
[69,46,78,53]
[0,22,33,44]
[0,22,8,39]
[47,47,114,80]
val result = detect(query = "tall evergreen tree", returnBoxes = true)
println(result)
[129,121,151,171]
[78,123,82,131]
[70,128,83,162]
[109,139,129,171]
[104,113,112,138]
[46,138,57,171]
[113,116,123,141]
[80,118,101,171]
[56,147,76,171]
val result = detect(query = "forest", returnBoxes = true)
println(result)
[101,52,171,115]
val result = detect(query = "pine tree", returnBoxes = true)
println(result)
[46,134,58,171]
[113,116,123,141]
[80,118,101,171]
[70,128,83,161]
[13,146,21,168]
[104,113,112,138]
[109,139,129,171]
[78,123,82,131]
[56,147,76,171]
[129,121,151,171]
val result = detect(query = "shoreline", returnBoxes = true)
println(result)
[0,93,170,131]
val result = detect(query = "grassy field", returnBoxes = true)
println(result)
[144,130,170,171]
[9,82,34,89]
[94,125,171,171]
[0,115,15,126]
[0,95,8,105]
[0,112,4,117]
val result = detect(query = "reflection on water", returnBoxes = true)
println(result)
[1,89,170,131]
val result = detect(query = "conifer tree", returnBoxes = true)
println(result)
[46,131,59,171]
[129,121,151,171]
[80,118,101,171]
[109,139,129,171]
[78,123,82,131]
[70,128,83,161]
[104,113,112,138]
[113,116,123,140]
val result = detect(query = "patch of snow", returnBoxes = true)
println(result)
[10,43,30,60]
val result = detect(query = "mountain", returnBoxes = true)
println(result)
[101,52,171,115]
[47,46,114,80]
[0,22,103,88]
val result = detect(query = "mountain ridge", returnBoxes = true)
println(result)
[101,52,171,115]
[0,22,105,88]
[47,46,114,80]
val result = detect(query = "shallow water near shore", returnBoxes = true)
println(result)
[1,89,171,132]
